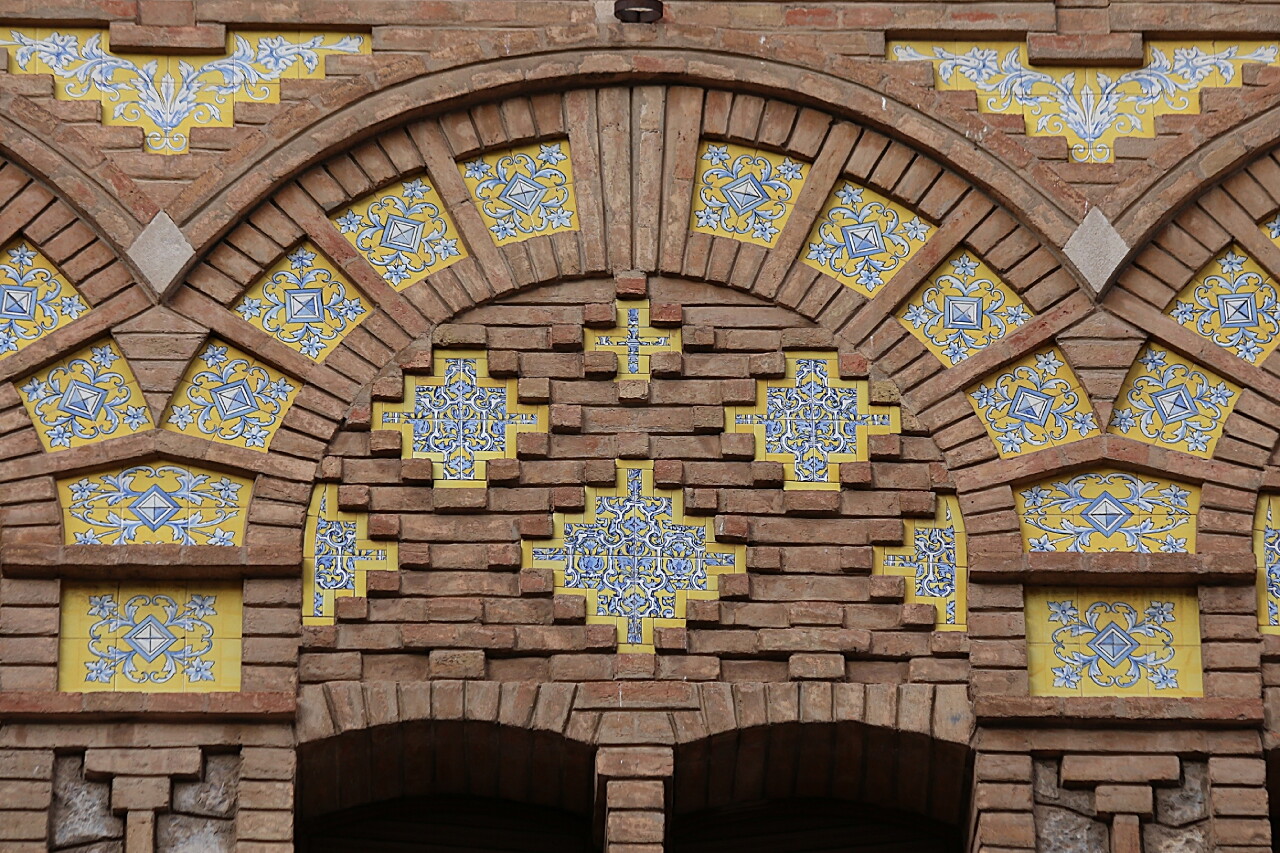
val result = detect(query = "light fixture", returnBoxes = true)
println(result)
[614,0,664,22]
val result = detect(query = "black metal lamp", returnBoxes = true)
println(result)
[614,0,664,22]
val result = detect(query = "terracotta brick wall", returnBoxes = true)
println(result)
[3,2,1280,852]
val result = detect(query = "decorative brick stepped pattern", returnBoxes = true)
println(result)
[6,3,1280,850]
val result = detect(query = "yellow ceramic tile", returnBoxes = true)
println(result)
[1017,469,1199,554]
[726,351,900,489]
[524,461,745,653]
[0,238,91,360]
[888,39,1280,162]
[1025,587,1202,697]
[17,338,153,452]
[332,174,468,291]
[1106,345,1239,457]
[162,339,299,451]
[1255,495,1280,634]
[0,28,367,154]
[801,179,934,298]
[374,349,546,486]
[1168,245,1280,364]
[235,243,371,359]
[967,347,1099,458]
[690,140,807,247]
[58,581,242,693]
[584,299,680,379]
[898,248,1033,365]
[874,494,967,630]
[458,139,578,246]
[58,462,251,546]
[303,483,398,623]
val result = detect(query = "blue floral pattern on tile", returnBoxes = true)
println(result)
[694,144,804,244]
[312,488,388,601]
[463,142,575,242]
[531,466,739,647]
[900,252,1032,364]
[381,357,538,482]
[1019,471,1194,553]
[168,343,295,449]
[1108,347,1236,455]
[805,182,932,294]
[883,520,958,622]
[333,179,463,289]
[0,242,88,357]
[235,246,367,359]
[64,465,245,546]
[969,349,1098,455]
[1170,250,1280,363]
[1046,598,1180,690]
[19,343,151,449]
[83,592,218,685]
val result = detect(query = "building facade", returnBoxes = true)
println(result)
[0,1,1278,850]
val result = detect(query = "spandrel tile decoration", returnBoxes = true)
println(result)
[459,140,578,246]
[967,347,1100,458]
[1106,346,1239,457]
[1168,246,1280,363]
[0,239,89,359]
[690,140,807,247]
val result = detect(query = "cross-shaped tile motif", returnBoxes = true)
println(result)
[586,300,681,377]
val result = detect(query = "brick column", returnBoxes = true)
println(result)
[596,746,672,852]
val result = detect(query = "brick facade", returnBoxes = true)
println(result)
[2,2,1280,851]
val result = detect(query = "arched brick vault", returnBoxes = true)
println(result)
[6,80,1279,577]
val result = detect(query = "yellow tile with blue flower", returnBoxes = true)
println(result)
[0,238,90,360]
[1168,245,1280,365]
[690,141,808,247]
[458,140,578,246]
[304,483,398,625]
[967,347,1099,458]
[874,494,967,630]
[1106,346,1239,457]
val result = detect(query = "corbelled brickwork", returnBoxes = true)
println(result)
[3,2,1280,852]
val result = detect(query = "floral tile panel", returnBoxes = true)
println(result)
[725,352,901,489]
[968,347,1100,458]
[1016,469,1199,554]
[59,463,252,546]
[17,338,152,451]
[0,238,90,360]
[690,141,807,247]
[373,349,546,487]
[890,40,1280,163]
[1168,246,1280,364]
[459,140,578,246]
[0,29,368,154]
[802,180,934,297]
[584,299,680,379]
[1255,495,1280,634]
[162,339,299,451]
[304,483,398,625]
[332,176,466,291]
[59,582,241,692]
[525,461,744,653]
[898,248,1032,365]
[1026,587,1203,697]
[1106,346,1239,457]
[234,243,370,359]
[874,494,967,631]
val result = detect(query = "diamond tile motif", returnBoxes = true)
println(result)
[459,140,578,246]
[235,243,370,361]
[1168,246,1280,364]
[58,462,251,546]
[898,249,1032,364]
[374,350,546,486]
[1106,346,1239,457]
[0,28,368,154]
[967,347,1099,458]
[726,352,901,489]
[162,339,298,451]
[333,178,466,291]
[874,494,967,631]
[802,180,933,297]
[891,39,1280,163]
[18,339,152,452]
[1016,469,1199,553]
[304,483,398,625]
[1025,587,1202,697]
[1254,495,1280,634]
[0,239,90,360]
[526,461,744,653]
[585,299,680,378]
[59,582,241,692]
[691,141,807,247]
